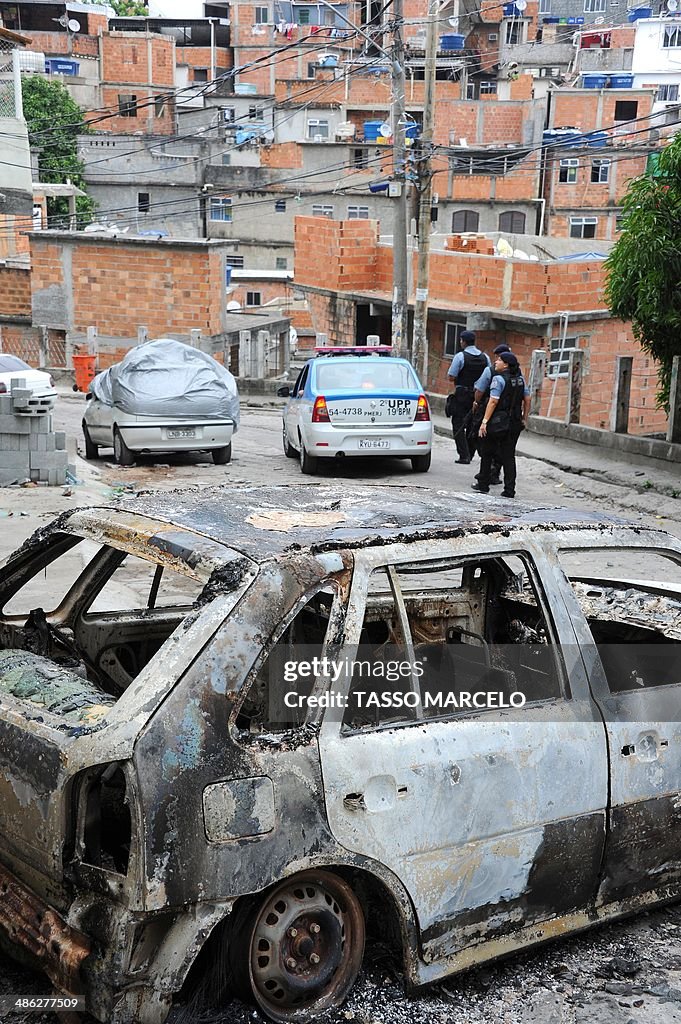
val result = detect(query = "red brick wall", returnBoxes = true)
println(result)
[95,86,174,135]
[177,46,233,78]
[261,142,304,168]
[101,33,175,87]
[295,216,379,292]
[30,236,226,338]
[0,266,31,317]
[551,89,654,134]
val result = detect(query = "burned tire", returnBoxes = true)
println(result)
[212,443,232,465]
[113,427,134,467]
[238,870,365,1022]
[82,423,98,460]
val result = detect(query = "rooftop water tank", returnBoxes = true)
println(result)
[582,74,607,89]
[440,34,465,50]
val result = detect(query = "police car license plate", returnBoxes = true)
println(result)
[167,428,196,438]
[358,439,390,449]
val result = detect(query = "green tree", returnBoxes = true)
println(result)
[22,75,95,227]
[605,135,681,410]
[109,1,149,14]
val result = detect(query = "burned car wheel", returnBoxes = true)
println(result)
[245,870,365,1021]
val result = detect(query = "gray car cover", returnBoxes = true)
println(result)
[89,338,240,429]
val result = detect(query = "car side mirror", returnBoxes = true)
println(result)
[277,385,291,398]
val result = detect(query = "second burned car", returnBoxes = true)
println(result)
[0,486,680,1023]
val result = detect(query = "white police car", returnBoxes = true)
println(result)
[278,344,432,474]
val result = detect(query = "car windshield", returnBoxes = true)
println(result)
[315,360,419,391]
[0,356,30,372]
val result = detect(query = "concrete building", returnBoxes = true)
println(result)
[632,15,681,113]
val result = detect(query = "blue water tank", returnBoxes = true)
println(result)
[628,7,652,21]
[45,58,80,75]
[582,74,607,89]
[586,130,608,148]
[543,128,585,149]
[609,74,634,88]
[363,120,384,140]
[440,34,465,50]
[405,123,420,139]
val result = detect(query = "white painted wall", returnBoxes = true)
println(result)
[632,17,681,74]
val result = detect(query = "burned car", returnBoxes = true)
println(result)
[0,485,680,1024]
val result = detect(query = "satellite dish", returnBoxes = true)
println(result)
[379,122,392,137]
[227,300,242,311]
[448,16,459,26]
[68,19,81,33]
[669,0,679,11]
[594,15,605,22]
[515,0,527,10]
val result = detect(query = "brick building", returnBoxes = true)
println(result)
[293,215,667,436]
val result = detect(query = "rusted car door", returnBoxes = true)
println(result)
[554,539,681,907]
[319,537,608,965]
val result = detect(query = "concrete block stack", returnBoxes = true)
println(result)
[0,379,66,486]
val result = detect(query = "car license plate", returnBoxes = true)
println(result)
[358,439,390,449]
[167,428,196,439]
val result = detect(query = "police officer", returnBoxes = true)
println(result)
[472,350,530,498]
[447,330,490,465]
[471,342,511,484]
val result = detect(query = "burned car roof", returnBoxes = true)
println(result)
[94,483,638,561]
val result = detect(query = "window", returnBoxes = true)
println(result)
[137,192,150,213]
[209,196,233,222]
[249,105,264,119]
[498,211,526,233]
[591,158,610,183]
[234,589,335,734]
[658,84,679,102]
[569,216,597,239]
[559,158,578,184]
[539,0,551,11]
[444,321,466,357]
[254,5,269,23]
[558,548,681,695]
[342,553,563,733]
[225,255,244,268]
[308,62,317,78]
[221,107,236,122]
[583,0,606,11]
[118,93,138,117]
[274,199,286,212]
[2,537,98,617]
[246,291,262,306]
[548,335,578,377]
[353,147,369,168]
[222,154,231,165]
[480,80,497,95]
[312,204,334,217]
[297,7,310,24]
[614,100,638,122]
[663,25,681,48]
[451,210,479,232]
[488,32,498,42]
[154,96,166,117]
[87,553,202,614]
[276,257,288,269]
[347,205,369,219]
[615,215,625,232]
[505,21,524,45]
[307,119,330,139]
[193,68,208,82]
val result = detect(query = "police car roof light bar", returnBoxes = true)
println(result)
[313,345,394,356]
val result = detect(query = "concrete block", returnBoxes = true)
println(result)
[29,415,51,434]
[0,396,12,415]
[11,388,33,409]
[48,467,66,486]
[0,454,31,485]
[0,415,31,434]
[0,434,19,452]
[54,431,67,451]
[9,378,26,392]
[29,449,68,472]
[19,435,31,451]
[34,434,56,452]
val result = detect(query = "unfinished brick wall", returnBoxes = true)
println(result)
[96,86,174,134]
[295,216,379,292]
[177,46,233,78]
[101,33,175,87]
[551,89,655,135]
[30,234,227,340]
[0,216,32,261]
[0,266,31,317]
[260,142,304,168]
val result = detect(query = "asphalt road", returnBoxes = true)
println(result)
[1,394,681,1024]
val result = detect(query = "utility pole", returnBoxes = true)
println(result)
[390,0,409,358]
[411,0,438,381]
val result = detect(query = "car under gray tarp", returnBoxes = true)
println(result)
[89,338,240,427]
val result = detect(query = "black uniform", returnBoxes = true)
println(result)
[477,368,526,496]
[450,350,488,463]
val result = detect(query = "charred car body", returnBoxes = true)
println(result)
[0,485,680,1023]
